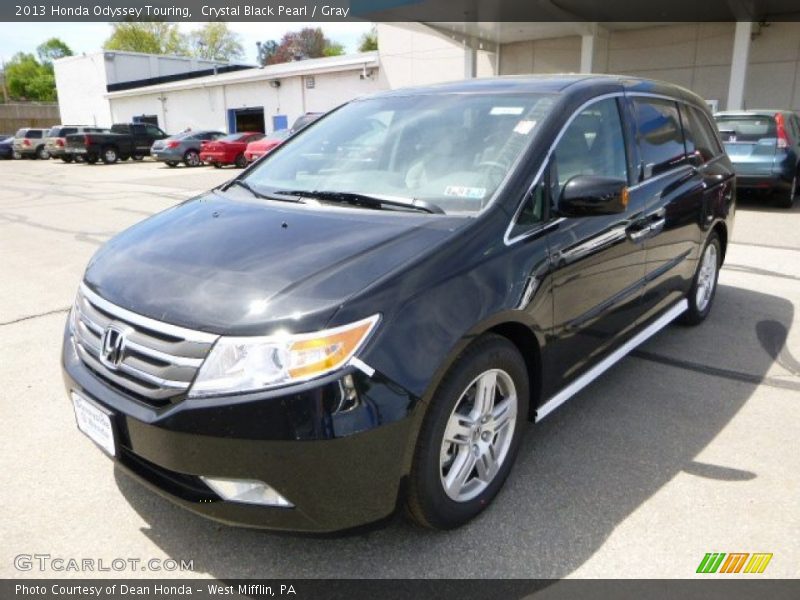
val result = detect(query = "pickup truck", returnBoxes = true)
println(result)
[65,123,169,164]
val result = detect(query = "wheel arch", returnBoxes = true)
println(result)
[711,220,728,265]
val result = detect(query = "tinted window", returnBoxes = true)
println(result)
[633,98,687,178]
[47,128,60,137]
[27,130,43,139]
[681,105,721,164]
[714,115,776,142]
[145,125,164,137]
[510,181,546,238]
[552,97,628,191]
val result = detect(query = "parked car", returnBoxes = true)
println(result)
[714,110,800,208]
[289,112,323,133]
[199,132,264,168]
[0,135,13,160]
[244,129,291,163]
[65,123,169,164]
[12,128,48,159]
[151,130,226,167]
[63,75,734,533]
[45,126,107,162]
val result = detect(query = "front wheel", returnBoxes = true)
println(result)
[165,161,179,168]
[234,153,247,168]
[131,154,144,161]
[406,334,529,530]
[102,146,118,164]
[680,231,721,326]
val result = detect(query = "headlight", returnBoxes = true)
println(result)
[188,314,380,397]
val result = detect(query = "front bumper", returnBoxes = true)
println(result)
[62,328,419,532]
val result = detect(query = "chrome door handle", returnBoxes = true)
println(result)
[627,226,651,243]
[649,217,666,235]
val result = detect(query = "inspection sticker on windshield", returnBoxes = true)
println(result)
[490,106,525,115]
[514,120,537,135]
[444,186,486,199]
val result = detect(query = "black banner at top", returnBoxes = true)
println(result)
[2,0,800,22]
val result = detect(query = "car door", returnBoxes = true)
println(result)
[625,97,721,322]
[546,96,648,388]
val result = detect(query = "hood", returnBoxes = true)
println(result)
[84,191,463,335]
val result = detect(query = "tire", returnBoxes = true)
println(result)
[86,154,99,165]
[184,149,201,167]
[776,174,797,209]
[212,162,221,169]
[406,334,529,530]
[102,146,118,164]
[234,153,247,169]
[61,156,74,163]
[132,154,144,161]
[12,151,21,160]
[119,156,129,161]
[166,161,179,168]
[74,154,85,163]
[36,146,49,160]
[679,231,721,326]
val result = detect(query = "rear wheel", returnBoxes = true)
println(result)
[102,146,118,164]
[61,156,74,163]
[406,334,528,530]
[36,146,49,160]
[680,231,721,326]
[132,154,144,161]
[777,173,797,209]
[234,153,247,168]
[85,153,99,164]
[212,162,221,169]
[184,149,201,167]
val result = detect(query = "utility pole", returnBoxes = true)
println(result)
[0,57,9,103]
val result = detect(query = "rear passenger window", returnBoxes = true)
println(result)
[28,130,42,139]
[552,97,628,190]
[632,98,687,179]
[681,105,721,164]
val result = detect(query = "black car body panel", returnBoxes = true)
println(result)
[62,75,735,532]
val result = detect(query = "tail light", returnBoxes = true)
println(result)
[775,113,789,149]
[56,138,65,147]
[23,139,31,147]
[167,141,180,149]
[84,134,93,146]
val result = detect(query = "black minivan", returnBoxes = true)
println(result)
[62,75,735,532]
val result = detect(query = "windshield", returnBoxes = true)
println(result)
[243,92,557,216]
[714,115,777,142]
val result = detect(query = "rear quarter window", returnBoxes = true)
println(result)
[27,130,43,139]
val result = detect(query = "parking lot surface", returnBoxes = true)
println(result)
[1,159,798,579]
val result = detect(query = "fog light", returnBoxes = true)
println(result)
[199,477,294,507]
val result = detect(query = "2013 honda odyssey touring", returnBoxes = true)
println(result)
[62,75,735,532]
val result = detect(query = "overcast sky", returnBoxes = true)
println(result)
[0,22,374,65]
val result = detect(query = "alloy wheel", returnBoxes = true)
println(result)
[695,243,718,312]
[439,369,517,502]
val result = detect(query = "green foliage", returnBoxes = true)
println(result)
[323,42,345,57]
[104,22,188,56]
[189,23,244,61]
[5,52,56,101]
[36,38,73,65]
[358,26,378,52]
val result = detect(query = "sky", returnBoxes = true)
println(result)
[0,21,374,65]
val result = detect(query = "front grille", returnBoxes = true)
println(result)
[72,283,218,405]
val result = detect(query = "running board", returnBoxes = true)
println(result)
[535,299,689,422]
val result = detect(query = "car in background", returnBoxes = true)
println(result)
[65,123,169,164]
[151,130,226,167]
[199,132,264,168]
[244,129,291,163]
[714,110,800,208]
[13,128,48,159]
[290,112,322,133]
[0,135,13,160]
[46,126,107,162]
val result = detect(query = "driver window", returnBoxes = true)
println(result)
[552,98,628,199]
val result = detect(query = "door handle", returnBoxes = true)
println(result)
[649,217,666,236]
[626,224,651,243]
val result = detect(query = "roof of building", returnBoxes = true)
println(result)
[105,52,380,99]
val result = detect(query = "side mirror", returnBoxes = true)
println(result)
[559,175,628,217]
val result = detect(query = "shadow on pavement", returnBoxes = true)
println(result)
[114,284,793,578]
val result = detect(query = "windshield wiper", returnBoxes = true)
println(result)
[274,190,444,214]
[222,179,304,203]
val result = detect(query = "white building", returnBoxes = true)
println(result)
[54,51,238,127]
[54,21,800,134]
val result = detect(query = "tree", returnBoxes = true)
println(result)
[358,26,378,52]
[189,22,244,61]
[104,22,188,56]
[258,28,345,66]
[36,38,73,65]
[256,40,279,66]
[4,52,56,101]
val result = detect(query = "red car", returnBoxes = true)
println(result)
[244,129,291,163]
[200,132,264,168]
